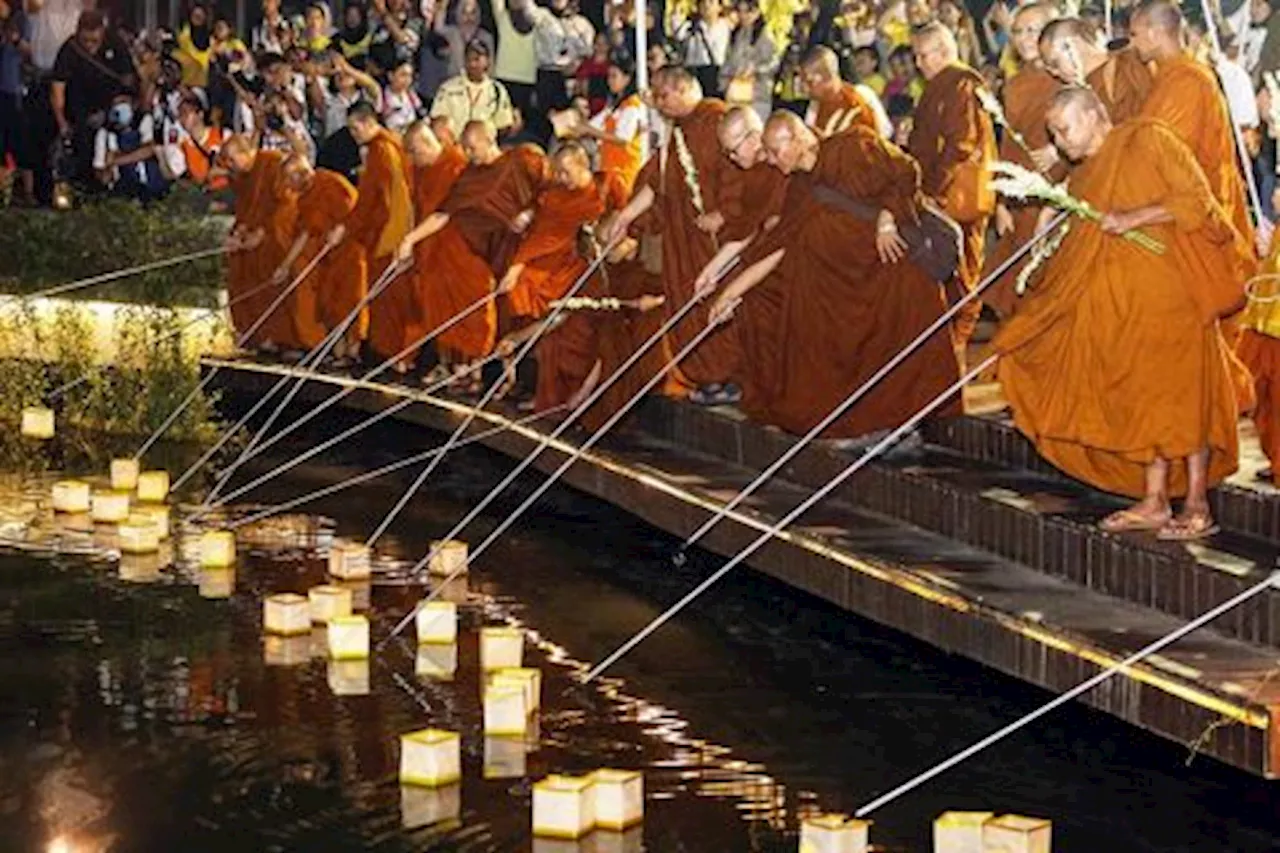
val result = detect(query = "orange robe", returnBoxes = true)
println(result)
[416,145,548,361]
[993,119,1250,498]
[1088,47,1154,124]
[907,63,997,350]
[228,150,296,348]
[349,129,414,350]
[367,144,467,361]
[733,128,961,438]
[809,82,881,138]
[639,98,742,388]
[982,66,1059,318]
[598,94,645,195]
[1237,243,1280,470]
[289,170,365,350]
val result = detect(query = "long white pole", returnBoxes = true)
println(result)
[635,0,650,161]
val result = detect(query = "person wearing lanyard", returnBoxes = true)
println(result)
[430,38,517,140]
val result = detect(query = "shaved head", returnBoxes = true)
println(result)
[1045,84,1112,161]
[800,44,840,74]
[551,140,593,189]
[1130,0,1184,61]
[799,44,842,100]
[281,153,314,190]
[460,119,499,164]
[761,110,818,175]
[403,120,443,166]
[1038,16,1109,83]
[911,21,959,80]
[218,133,256,172]
[1133,0,1184,34]
[653,66,703,118]
[1011,2,1057,65]
[719,105,765,168]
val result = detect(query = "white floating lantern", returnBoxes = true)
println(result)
[982,815,1051,853]
[483,735,527,779]
[489,667,541,711]
[110,458,141,491]
[480,626,523,671]
[327,614,369,659]
[118,553,165,583]
[935,812,994,853]
[415,601,457,644]
[401,784,462,830]
[264,593,312,635]
[263,634,311,666]
[327,658,370,695]
[91,490,131,524]
[589,769,643,831]
[132,505,170,539]
[799,814,870,853]
[399,729,462,787]
[308,584,353,623]
[590,827,644,853]
[118,517,161,554]
[532,775,596,839]
[21,407,54,439]
[428,539,468,576]
[198,567,235,599]
[199,530,236,567]
[328,540,371,580]
[415,642,458,681]
[136,470,170,503]
[51,480,91,514]
[483,682,529,736]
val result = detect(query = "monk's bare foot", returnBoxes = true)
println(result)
[1098,501,1171,533]
[1157,507,1219,541]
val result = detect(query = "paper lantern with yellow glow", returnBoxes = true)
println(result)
[483,682,529,736]
[118,552,166,583]
[327,614,369,659]
[264,592,312,635]
[480,626,523,671]
[483,735,527,779]
[400,784,462,830]
[199,530,236,567]
[983,815,1051,853]
[328,540,371,580]
[532,775,596,839]
[415,601,457,644]
[21,406,54,439]
[327,658,370,695]
[308,584,353,623]
[428,539,469,576]
[91,490,131,523]
[117,517,161,554]
[136,470,170,503]
[799,814,869,853]
[589,769,644,831]
[934,812,994,853]
[263,634,311,666]
[415,642,458,681]
[132,505,170,539]
[399,729,462,787]
[199,566,235,599]
[489,667,541,711]
[51,480,91,514]
[110,458,140,491]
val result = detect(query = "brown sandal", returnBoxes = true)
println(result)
[1098,507,1172,533]
[1156,512,1220,542]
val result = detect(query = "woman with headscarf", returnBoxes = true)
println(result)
[175,3,213,88]
[335,2,372,60]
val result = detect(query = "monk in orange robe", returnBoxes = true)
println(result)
[602,67,744,407]
[1238,206,1280,478]
[395,120,547,388]
[983,3,1061,318]
[908,22,997,361]
[346,101,414,363]
[1039,17,1154,123]
[219,136,297,351]
[993,87,1250,540]
[275,156,366,357]
[370,121,467,371]
[800,45,884,138]
[702,112,960,440]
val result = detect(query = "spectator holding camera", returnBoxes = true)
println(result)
[252,0,295,55]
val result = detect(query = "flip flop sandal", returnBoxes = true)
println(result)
[689,383,742,406]
[1156,513,1220,542]
[1098,508,1172,533]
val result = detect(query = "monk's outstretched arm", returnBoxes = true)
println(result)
[395,212,450,263]
[276,232,310,280]
[708,248,785,325]
[602,184,654,243]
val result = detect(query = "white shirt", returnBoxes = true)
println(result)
[1217,55,1261,129]
[29,0,80,71]
[430,74,516,135]
[93,114,156,185]
[671,17,730,67]
[382,86,422,132]
[589,98,643,140]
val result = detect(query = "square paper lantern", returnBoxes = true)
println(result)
[416,601,458,644]
[799,814,870,853]
[428,539,468,577]
[136,470,170,503]
[532,775,596,839]
[483,735,527,779]
[480,626,524,671]
[327,658,370,695]
[401,784,462,830]
[399,729,462,787]
[483,682,529,736]
[308,584,353,623]
[264,593,312,635]
[91,490,131,523]
[415,642,458,681]
[327,615,369,659]
[982,815,1051,853]
[199,567,235,599]
[263,634,310,666]
[118,553,165,583]
[935,812,994,853]
[490,667,541,711]
[328,540,371,580]
[51,480,90,514]
[117,517,161,554]
[132,505,170,539]
[110,458,141,492]
[589,769,644,831]
[21,407,55,440]
[199,531,236,568]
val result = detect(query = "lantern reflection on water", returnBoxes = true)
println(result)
[400,783,462,830]
[326,658,370,695]
[414,642,457,681]
[263,634,311,667]
[483,735,527,779]
[198,566,235,599]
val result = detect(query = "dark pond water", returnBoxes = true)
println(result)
[0,406,1279,852]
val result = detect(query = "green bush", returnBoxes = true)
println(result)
[0,185,229,308]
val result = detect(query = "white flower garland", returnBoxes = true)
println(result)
[551,296,624,311]
[672,126,706,217]
[1015,219,1071,295]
